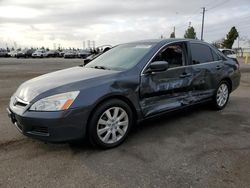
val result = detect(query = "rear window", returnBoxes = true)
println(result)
[190,43,213,64]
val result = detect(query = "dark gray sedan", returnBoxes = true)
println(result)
[7,39,240,148]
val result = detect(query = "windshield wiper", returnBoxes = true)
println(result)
[91,66,110,70]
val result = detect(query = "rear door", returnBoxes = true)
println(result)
[188,42,225,102]
[139,42,194,117]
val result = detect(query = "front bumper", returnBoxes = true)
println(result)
[7,107,88,143]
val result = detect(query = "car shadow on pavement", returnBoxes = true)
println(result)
[68,102,212,152]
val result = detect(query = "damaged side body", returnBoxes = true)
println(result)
[138,40,239,117]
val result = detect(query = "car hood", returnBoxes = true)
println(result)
[14,66,119,102]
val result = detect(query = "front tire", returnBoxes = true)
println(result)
[212,81,230,110]
[88,99,134,149]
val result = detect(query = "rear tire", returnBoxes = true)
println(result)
[88,99,134,149]
[212,81,230,110]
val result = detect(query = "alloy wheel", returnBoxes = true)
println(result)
[97,107,129,144]
[216,83,229,107]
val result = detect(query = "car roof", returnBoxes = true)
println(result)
[124,38,206,45]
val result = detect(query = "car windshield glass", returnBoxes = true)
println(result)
[85,44,152,71]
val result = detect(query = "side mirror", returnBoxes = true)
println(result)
[145,61,169,74]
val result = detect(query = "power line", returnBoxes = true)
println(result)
[175,11,201,30]
[204,25,250,39]
[174,1,229,37]
[174,1,228,32]
[203,14,250,33]
[174,3,213,31]
[170,0,244,40]
[205,21,250,33]
[207,0,231,11]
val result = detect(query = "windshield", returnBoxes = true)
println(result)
[85,44,152,71]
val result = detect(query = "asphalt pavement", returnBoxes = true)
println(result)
[0,58,250,188]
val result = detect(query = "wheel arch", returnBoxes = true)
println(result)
[87,95,138,129]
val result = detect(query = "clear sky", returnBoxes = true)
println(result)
[0,0,249,49]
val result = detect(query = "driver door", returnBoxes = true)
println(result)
[139,42,193,117]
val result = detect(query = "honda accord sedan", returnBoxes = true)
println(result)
[7,39,241,148]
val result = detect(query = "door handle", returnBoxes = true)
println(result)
[216,65,222,70]
[179,72,192,78]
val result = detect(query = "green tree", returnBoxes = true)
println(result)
[222,26,239,49]
[184,26,196,39]
[170,32,175,38]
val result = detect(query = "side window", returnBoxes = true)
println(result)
[152,43,184,68]
[211,49,222,61]
[190,43,213,64]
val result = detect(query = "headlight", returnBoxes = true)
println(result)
[29,91,80,111]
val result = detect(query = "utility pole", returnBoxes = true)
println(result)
[201,7,206,41]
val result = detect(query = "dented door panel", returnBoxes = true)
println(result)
[139,67,194,117]
[189,61,225,101]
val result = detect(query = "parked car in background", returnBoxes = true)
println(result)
[219,49,238,63]
[77,50,91,59]
[83,46,112,65]
[45,50,59,57]
[64,50,77,58]
[8,50,18,57]
[83,54,100,65]
[58,50,67,57]
[7,39,240,149]
[0,49,10,57]
[32,49,47,58]
[17,49,35,58]
[219,49,236,59]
